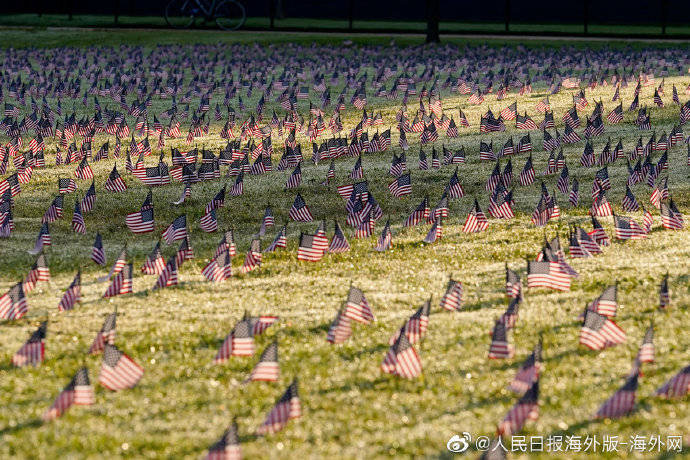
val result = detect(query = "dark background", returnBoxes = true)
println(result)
[3,0,688,26]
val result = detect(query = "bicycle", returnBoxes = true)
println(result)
[165,0,246,31]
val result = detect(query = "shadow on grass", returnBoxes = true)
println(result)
[316,376,391,395]
[307,322,330,335]
[0,418,43,436]
[337,343,389,361]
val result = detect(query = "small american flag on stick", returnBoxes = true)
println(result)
[42,367,95,421]
[12,321,46,367]
[256,379,302,435]
[99,344,144,391]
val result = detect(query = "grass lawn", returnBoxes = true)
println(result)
[0,29,689,459]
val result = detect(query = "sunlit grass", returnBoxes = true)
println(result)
[0,36,689,459]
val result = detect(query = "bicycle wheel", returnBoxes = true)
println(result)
[165,0,196,28]
[215,0,246,31]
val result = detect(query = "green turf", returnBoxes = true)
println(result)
[0,33,689,459]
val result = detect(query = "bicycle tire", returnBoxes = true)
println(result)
[214,0,246,31]
[165,0,196,29]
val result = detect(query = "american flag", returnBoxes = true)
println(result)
[660,199,684,230]
[527,261,570,291]
[58,177,78,194]
[214,230,237,258]
[650,178,668,209]
[256,379,301,435]
[99,246,127,282]
[505,265,522,298]
[0,173,21,196]
[214,319,254,363]
[381,330,422,379]
[556,164,570,195]
[328,221,350,253]
[297,233,324,262]
[0,282,28,320]
[142,241,166,274]
[589,215,610,246]
[89,312,117,354]
[239,239,262,274]
[642,207,654,233]
[202,249,233,282]
[488,319,514,359]
[247,341,279,382]
[518,155,535,186]
[75,156,94,180]
[205,420,241,460]
[338,180,369,201]
[462,199,489,233]
[102,263,133,298]
[389,299,430,345]
[498,380,539,436]
[99,344,144,391]
[516,112,538,132]
[12,321,46,367]
[42,367,95,421]
[265,225,288,253]
[418,148,428,169]
[105,164,127,192]
[175,236,194,266]
[199,209,218,233]
[153,256,178,289]
[607,103,623,123]
[374,219,392,252]
[58,270,81,312]
[343,286,375,324]
[285,162,302,189]
[637,323,655,363]
[42,195,64,224]
[173,182,192,205]
[621,186,640,212]
[23,253,51,293]
[205,185,226,214]
[162,215,187,244]
[28,222,51,255]
[579,310,627,350]
[655,365,690,398]
[587,285,618,317]
[326,307,352,344]
[404,197,429,227]
[590,192,613,217]
[249,315,279,336]
[71,200,86,234]
[80,181,96,214]
[509,340,542,394]
[500,296,521,328]
[133,163,169,186]
[388,173,412,198]
[613,215,647,240]
[488,186,514,220]
[530,195,551,227]
[288,193,314,222]
[313,220,329,254]
[485,162,501,191]
[659,274,670,309]
[595,372,638,419]
[439,278,463,311]
[499,102,517,121]
[446,167,464,198]
[349,155,364,179]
